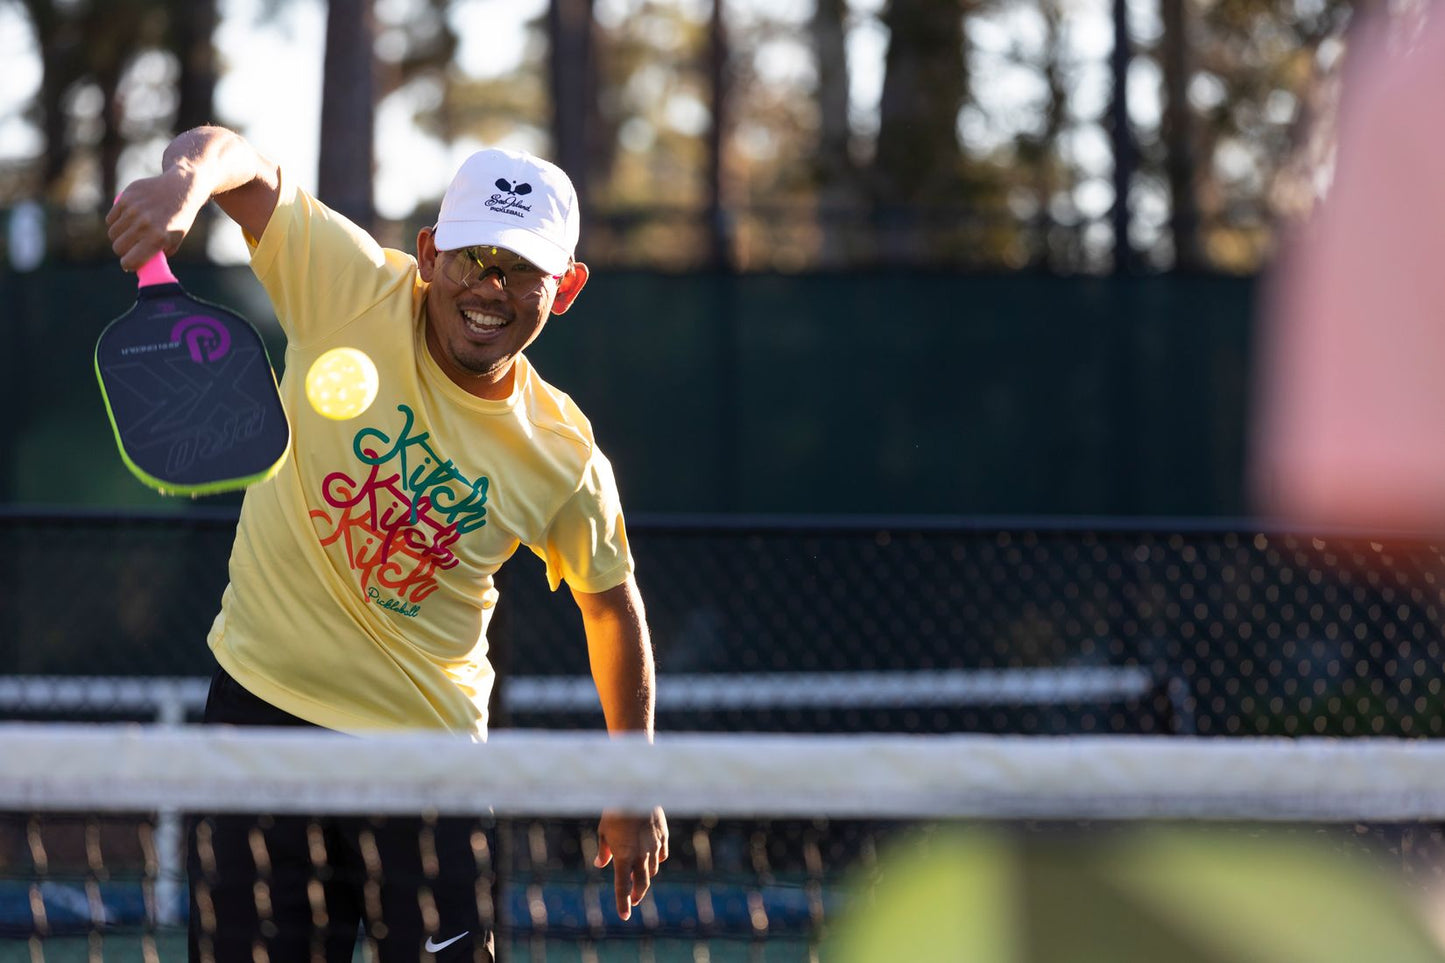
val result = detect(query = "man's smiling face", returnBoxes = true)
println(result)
[417,231,588,400]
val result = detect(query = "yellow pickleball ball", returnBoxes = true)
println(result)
[305,347,379,421]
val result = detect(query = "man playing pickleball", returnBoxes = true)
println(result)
[108,127,667,963]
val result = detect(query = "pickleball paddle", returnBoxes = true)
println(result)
[95,251,290,496]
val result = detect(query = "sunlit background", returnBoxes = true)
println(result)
[0,0,1346,274]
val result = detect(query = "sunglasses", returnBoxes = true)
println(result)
[438,245,563,296]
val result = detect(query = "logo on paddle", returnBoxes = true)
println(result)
[172,316,232,363]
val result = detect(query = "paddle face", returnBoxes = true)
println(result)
[95,269,290,496]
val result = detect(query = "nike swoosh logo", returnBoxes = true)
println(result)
[425,932,469,953]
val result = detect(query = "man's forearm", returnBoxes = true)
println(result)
[159,127,279,236]
[162,127,255,194]
[591,618,655,736]
[575,580,656,737]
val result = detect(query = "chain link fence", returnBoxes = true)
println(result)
[5,506,1439,737]
[2,509,1442,739]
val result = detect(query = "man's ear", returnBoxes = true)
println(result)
[550,261,590,315]
[416,226,439,281]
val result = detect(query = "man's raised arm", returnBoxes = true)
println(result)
[106,125,280,271]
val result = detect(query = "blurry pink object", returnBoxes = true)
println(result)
[1255,13,1445,532]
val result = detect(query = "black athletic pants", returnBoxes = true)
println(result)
[187,668,496,963]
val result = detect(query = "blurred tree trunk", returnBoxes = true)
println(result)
[1108,0,1137,274]
[162,0,219,249]
[871,0,967,265]
[548,0,597,206]
[705,0,732,271]
[1160,0,1202,270]
[318,0,376,231]
[1025,0,1073,270]
[20,0,82,194]
[80,0,148,205]
[98,62,124,204]
[167,0,218,132]
[811,0,860,266]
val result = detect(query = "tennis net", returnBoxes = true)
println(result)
[6,724,1445,962]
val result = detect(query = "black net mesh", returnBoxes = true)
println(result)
[8,808,1445,962]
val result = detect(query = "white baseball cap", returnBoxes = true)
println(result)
[432,147,580,276]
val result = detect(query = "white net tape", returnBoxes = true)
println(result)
[4,722,1445,821]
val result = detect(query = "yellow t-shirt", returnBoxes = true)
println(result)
[206,175,633,736]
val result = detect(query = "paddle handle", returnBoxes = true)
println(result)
[137,250,179,288]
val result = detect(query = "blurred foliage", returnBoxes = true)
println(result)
[1182,0,1355,270]
[0,0,1382,273]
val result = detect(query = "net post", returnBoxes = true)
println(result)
[1163,674,1196,735]
[154,682,189,928]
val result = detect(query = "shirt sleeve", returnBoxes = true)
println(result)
[533,450,635,594]
[246,172,415,347]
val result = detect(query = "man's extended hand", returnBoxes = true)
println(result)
[595,807,669,920]
[106,167,205,272]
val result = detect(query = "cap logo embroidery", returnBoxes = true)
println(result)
[494,178,532,196]
[486,178,535,219]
